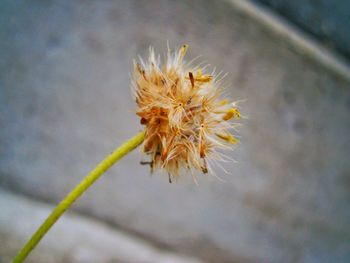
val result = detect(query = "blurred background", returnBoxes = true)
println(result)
[1,0,349,262]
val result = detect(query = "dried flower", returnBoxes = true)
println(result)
[133,45,241,182]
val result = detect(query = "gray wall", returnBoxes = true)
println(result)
[1,0,350,262]
[254,0,350,59]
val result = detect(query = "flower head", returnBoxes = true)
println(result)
[133,45,241,182]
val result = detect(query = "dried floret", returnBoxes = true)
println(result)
[132,45,241,182]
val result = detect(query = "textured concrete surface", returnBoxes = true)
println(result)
[0,0,350,262]
[253,0,350,59]
[0,189,203,263]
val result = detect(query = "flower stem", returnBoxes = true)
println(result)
[13,131,145,263]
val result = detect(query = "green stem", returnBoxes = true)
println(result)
[13,131,145,263]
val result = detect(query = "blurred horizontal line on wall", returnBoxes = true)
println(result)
[0,188,203,263]
[224,0,350,82]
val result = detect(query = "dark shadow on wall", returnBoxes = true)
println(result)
[252,0,350,60]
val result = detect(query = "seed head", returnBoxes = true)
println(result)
[133,45,241,182]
